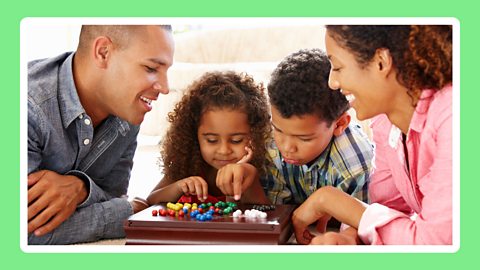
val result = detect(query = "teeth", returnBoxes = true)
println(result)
[345,94,355,102]
[140,96,152,105]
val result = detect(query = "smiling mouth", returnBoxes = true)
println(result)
[140,96,153,106]
[340,90,355,103]
[345,94,355,102]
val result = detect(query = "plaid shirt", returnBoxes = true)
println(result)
[261,123,374,204]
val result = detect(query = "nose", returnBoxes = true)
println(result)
[328,72,340,90]
[217,141,233,155]
[153,76,169,95]
[279,136,297,154]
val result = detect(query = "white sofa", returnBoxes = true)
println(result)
[140,25,371,139]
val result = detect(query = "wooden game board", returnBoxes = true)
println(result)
[124,204,296,245]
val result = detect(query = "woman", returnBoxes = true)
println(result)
[292,25,452,245]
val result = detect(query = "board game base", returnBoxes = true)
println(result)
[124,204,296,245]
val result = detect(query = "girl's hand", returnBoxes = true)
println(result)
[236,145,253,164]
[177,176,209,202]
[216,163,257,201]
[130,197,149,213]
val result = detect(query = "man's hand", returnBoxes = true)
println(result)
[28,170,87,236]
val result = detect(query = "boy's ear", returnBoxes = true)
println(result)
[333,112,351,136]
[92,36,113,69]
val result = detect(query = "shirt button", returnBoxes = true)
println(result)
[84,119,91,125]
[83,139,90,145]
[79,114,84,119]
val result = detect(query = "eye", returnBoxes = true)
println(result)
[230,138,244,144]
[206,139,218,144]
[299,137,313,142]
[331,67,341,72]
[145,66,157,73]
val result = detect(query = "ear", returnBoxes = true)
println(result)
[332,112,351,136]
[92,36,113,69]
[375,48,393,76]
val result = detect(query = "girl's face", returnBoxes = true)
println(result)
[197,108,251,170]
[325,31,395,121]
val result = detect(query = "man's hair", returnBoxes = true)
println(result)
[268,48,349,126]
[77,25,172,53]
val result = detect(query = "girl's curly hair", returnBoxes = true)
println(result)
[326,25,452,100]
[160,71,271,183]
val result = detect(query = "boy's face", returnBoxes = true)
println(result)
[271,106,335,166]
[197,109,251,170]
[102,26,174,125]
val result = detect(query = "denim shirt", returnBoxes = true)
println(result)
[28,52,139,244]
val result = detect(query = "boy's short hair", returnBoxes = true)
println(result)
[268,48,349,126]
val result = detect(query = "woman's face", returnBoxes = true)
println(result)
[325,31,395,121]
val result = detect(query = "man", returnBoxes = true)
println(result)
[27,25,174,244]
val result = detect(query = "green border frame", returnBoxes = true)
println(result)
[4,0,476,269]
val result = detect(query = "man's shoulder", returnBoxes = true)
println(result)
[28,52,72,103]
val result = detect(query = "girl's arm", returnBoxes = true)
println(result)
[146,177,181,204]
[147,176,209,204]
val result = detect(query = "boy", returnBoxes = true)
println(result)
[262,48,374,208]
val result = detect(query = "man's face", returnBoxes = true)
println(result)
[271,106,335,166]
[102,26,174,125]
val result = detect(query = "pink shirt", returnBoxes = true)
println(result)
[358,85,452,245]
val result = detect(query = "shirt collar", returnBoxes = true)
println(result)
[409,89,436,134]
[58,52,85,129]
[56,52,133,135]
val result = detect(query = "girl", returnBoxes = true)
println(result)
[292,25,452,245]
[146,71,271,206]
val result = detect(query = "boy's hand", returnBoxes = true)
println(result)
[177,176,209,202]
[28,170,87,236]
[292,190,328,244]
[216,163,258,201]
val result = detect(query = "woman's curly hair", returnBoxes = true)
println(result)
[160,71,271,183]
[326,25,452,100]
